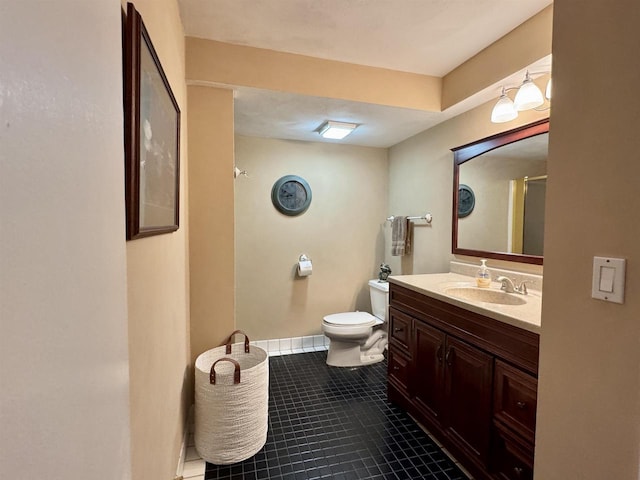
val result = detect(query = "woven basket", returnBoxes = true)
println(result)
[194,330,269,465]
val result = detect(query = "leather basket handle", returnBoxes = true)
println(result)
[210,358,241,385]
[222,329,250,354]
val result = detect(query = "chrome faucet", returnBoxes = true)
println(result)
[496,276,516,293]
[496,276,529,295]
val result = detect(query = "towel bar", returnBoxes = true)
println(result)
[386,213,432,224]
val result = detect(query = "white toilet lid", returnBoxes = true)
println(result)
[323,311,377,326]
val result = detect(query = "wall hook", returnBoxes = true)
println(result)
[234,166,248,179]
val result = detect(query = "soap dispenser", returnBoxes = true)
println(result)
[476,259,491,288]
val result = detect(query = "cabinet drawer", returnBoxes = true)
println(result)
[494,360,537,442]
[388,346,411,393]
[389,307,411,350]
[491,424,533,480]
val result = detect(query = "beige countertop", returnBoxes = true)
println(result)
[388,272,541,334]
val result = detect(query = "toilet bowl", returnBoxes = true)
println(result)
[322,280,389,367]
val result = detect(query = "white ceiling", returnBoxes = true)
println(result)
[178,0,552,147]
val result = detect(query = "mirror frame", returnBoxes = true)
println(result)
[451,118,549,266]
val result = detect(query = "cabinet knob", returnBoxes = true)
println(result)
[513,466,524,477]
[394,327,403,333]
[516,401,527,409]
[393,366,400,371]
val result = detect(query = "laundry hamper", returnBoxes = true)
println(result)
[194,330,269,465]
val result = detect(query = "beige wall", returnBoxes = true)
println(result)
[235,136,388,339]
[186,38,441,112]
[187,85,236,361]
[0,1,131,478]
[387,97,548,276]
[535,1,640,478]
[124,1,191,479]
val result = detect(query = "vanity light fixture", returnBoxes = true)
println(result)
[491,70,551,123]
[317,120,358,140]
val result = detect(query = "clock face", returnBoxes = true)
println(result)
[458,184,475,218]
[279,181,307,210]
[271,175,312,216]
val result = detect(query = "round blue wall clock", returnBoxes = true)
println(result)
[271,175,312,216]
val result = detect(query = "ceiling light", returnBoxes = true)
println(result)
[514,71,544,111]
[317,121,358,140]
[490,87,518,123]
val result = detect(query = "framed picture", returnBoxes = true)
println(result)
[124,2,180,240]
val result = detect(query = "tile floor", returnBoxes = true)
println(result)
[189,350,470,480]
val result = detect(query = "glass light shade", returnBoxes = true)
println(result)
[491,95,518,123]
[318,121,358,139]
[545,78,552,99]
[514,79,544,111]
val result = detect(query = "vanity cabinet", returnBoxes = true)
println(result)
[387,283,539,480]
[413,321,493,463]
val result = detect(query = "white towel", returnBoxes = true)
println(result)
[391,216,412,256]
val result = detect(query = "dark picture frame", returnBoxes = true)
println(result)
[124,2,180,240]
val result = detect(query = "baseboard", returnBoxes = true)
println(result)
[251,334,329,356]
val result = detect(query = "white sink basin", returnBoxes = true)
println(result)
[444,287,527,306]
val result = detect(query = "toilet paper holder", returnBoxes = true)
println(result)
[297,254,313,277]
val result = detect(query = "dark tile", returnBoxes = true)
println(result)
[204,351,469,480]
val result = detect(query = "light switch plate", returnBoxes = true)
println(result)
[592,256,626,304]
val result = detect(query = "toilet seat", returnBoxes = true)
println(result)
[323,311,381,327]
[324,312,382,327]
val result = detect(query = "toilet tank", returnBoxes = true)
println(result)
[368,279,390,321]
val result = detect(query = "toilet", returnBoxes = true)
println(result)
[322,279,390,367]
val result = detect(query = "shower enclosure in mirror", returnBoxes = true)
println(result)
[451,119,549,265]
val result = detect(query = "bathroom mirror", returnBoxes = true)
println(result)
[451,119,549,265]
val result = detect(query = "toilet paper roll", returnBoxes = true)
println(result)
[297,260,313,277]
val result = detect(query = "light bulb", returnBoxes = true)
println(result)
[514,72,544,111]
[491,89,518,123]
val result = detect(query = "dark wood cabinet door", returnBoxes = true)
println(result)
[444,336,493,464]
[413,321,446,424]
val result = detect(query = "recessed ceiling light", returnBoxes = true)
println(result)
[317,121,358,140]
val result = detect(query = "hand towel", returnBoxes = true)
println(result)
[391,216,412,256]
